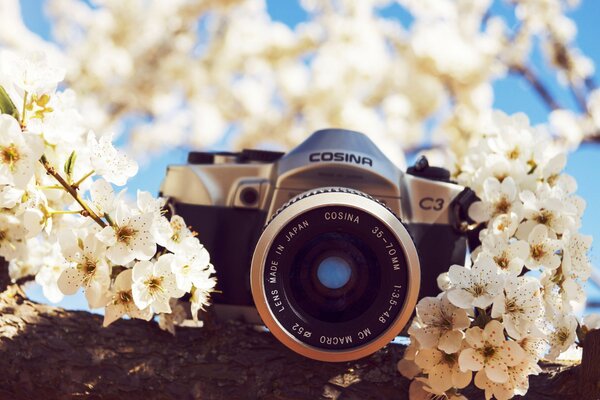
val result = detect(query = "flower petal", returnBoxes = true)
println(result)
[465,327,484,348]
[412,325,441,348]
[428,363,453,393]
[483,320,505,347]
[57,267,84,295]
[438,329,463,354]
[85,279,110,309]
[528,224,548,245]
[114,269,133,290]
[447,289,474,309]
[469,201,490,222]
[397,359,421,379]
[502,341,526,367]
[484,362,508,383]
[459,348,484,372]
[452,368,472,389]
[103,303,126,327]
[452,308,471,330]
[96,226,116,247]
[415,347,443,370]
[151,298,172,314]
[127,303,154,321]
[133,260,154,282]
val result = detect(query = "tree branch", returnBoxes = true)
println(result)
[0,280,588,400]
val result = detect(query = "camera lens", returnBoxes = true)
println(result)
[251,187,420,362]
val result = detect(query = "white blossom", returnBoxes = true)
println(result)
[517,188,575,238]
[491,276,544,339]
[0,50,64,96]
[171,243,211,293]
[157,215,197,254]
[546,314,578,360]
[0,115,43,189]
[96,205,156,265]
[87,132,138,186]
[489,212,521,238]
[0,213,26,259]
[447,256,505,309]
[103,269,153,327]
[89,178,117,216]
[131,254,185,313]
[414,347,472,394]
[469,177,522,223]
[459,320,526,383]
[517,335,547,362]
[7,237,48,280]
[26,89,85,145]
[478,235,528,276]
[523,224,561,271]
[190,264,217,320]
[542,153,578,195]
[0,49,217,336]
[409,294,470,354]
[57,232,110,308]
[561,231,593,280]
[473,358,541,400]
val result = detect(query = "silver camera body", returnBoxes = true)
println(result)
[161,128,474,361]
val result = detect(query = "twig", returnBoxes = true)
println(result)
[510,65,562,111]
[71,170,95,189]
[569,83,589,115]
[39,155,106,228]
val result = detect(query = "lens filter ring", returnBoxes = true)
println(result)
[251,187,420,362]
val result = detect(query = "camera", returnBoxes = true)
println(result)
[161,128,475,362]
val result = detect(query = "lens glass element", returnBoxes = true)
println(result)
[317,256,351,289]
[289,231,380,323]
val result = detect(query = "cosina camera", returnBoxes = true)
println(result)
[161,129,475,362]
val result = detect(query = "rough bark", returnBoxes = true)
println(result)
[579,329,600,397]
[0,261,11,293]
[0,283,585,400]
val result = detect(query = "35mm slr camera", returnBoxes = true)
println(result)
[161,129,475,362]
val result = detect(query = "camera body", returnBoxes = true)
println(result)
[161,128,473,361]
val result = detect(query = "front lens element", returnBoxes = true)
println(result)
[251,188,420,362]
[317,256,351,289]
[289,231,379,323]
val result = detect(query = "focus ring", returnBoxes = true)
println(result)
[267,187,403,228]
[266,187,414,245]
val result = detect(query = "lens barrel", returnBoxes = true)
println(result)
[251,187,420,362]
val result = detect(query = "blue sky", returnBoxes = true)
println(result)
[18,0,600,308]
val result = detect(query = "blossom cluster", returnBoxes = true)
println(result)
[2,0,599,165]
[399,111,592,400]
[0,51,216,330]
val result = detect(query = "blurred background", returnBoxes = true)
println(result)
[4,0,600,313]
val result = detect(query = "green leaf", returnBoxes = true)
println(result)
[64,151,77,177]
[0,85,19,119]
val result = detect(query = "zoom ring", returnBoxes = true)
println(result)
[267,186,402,227]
